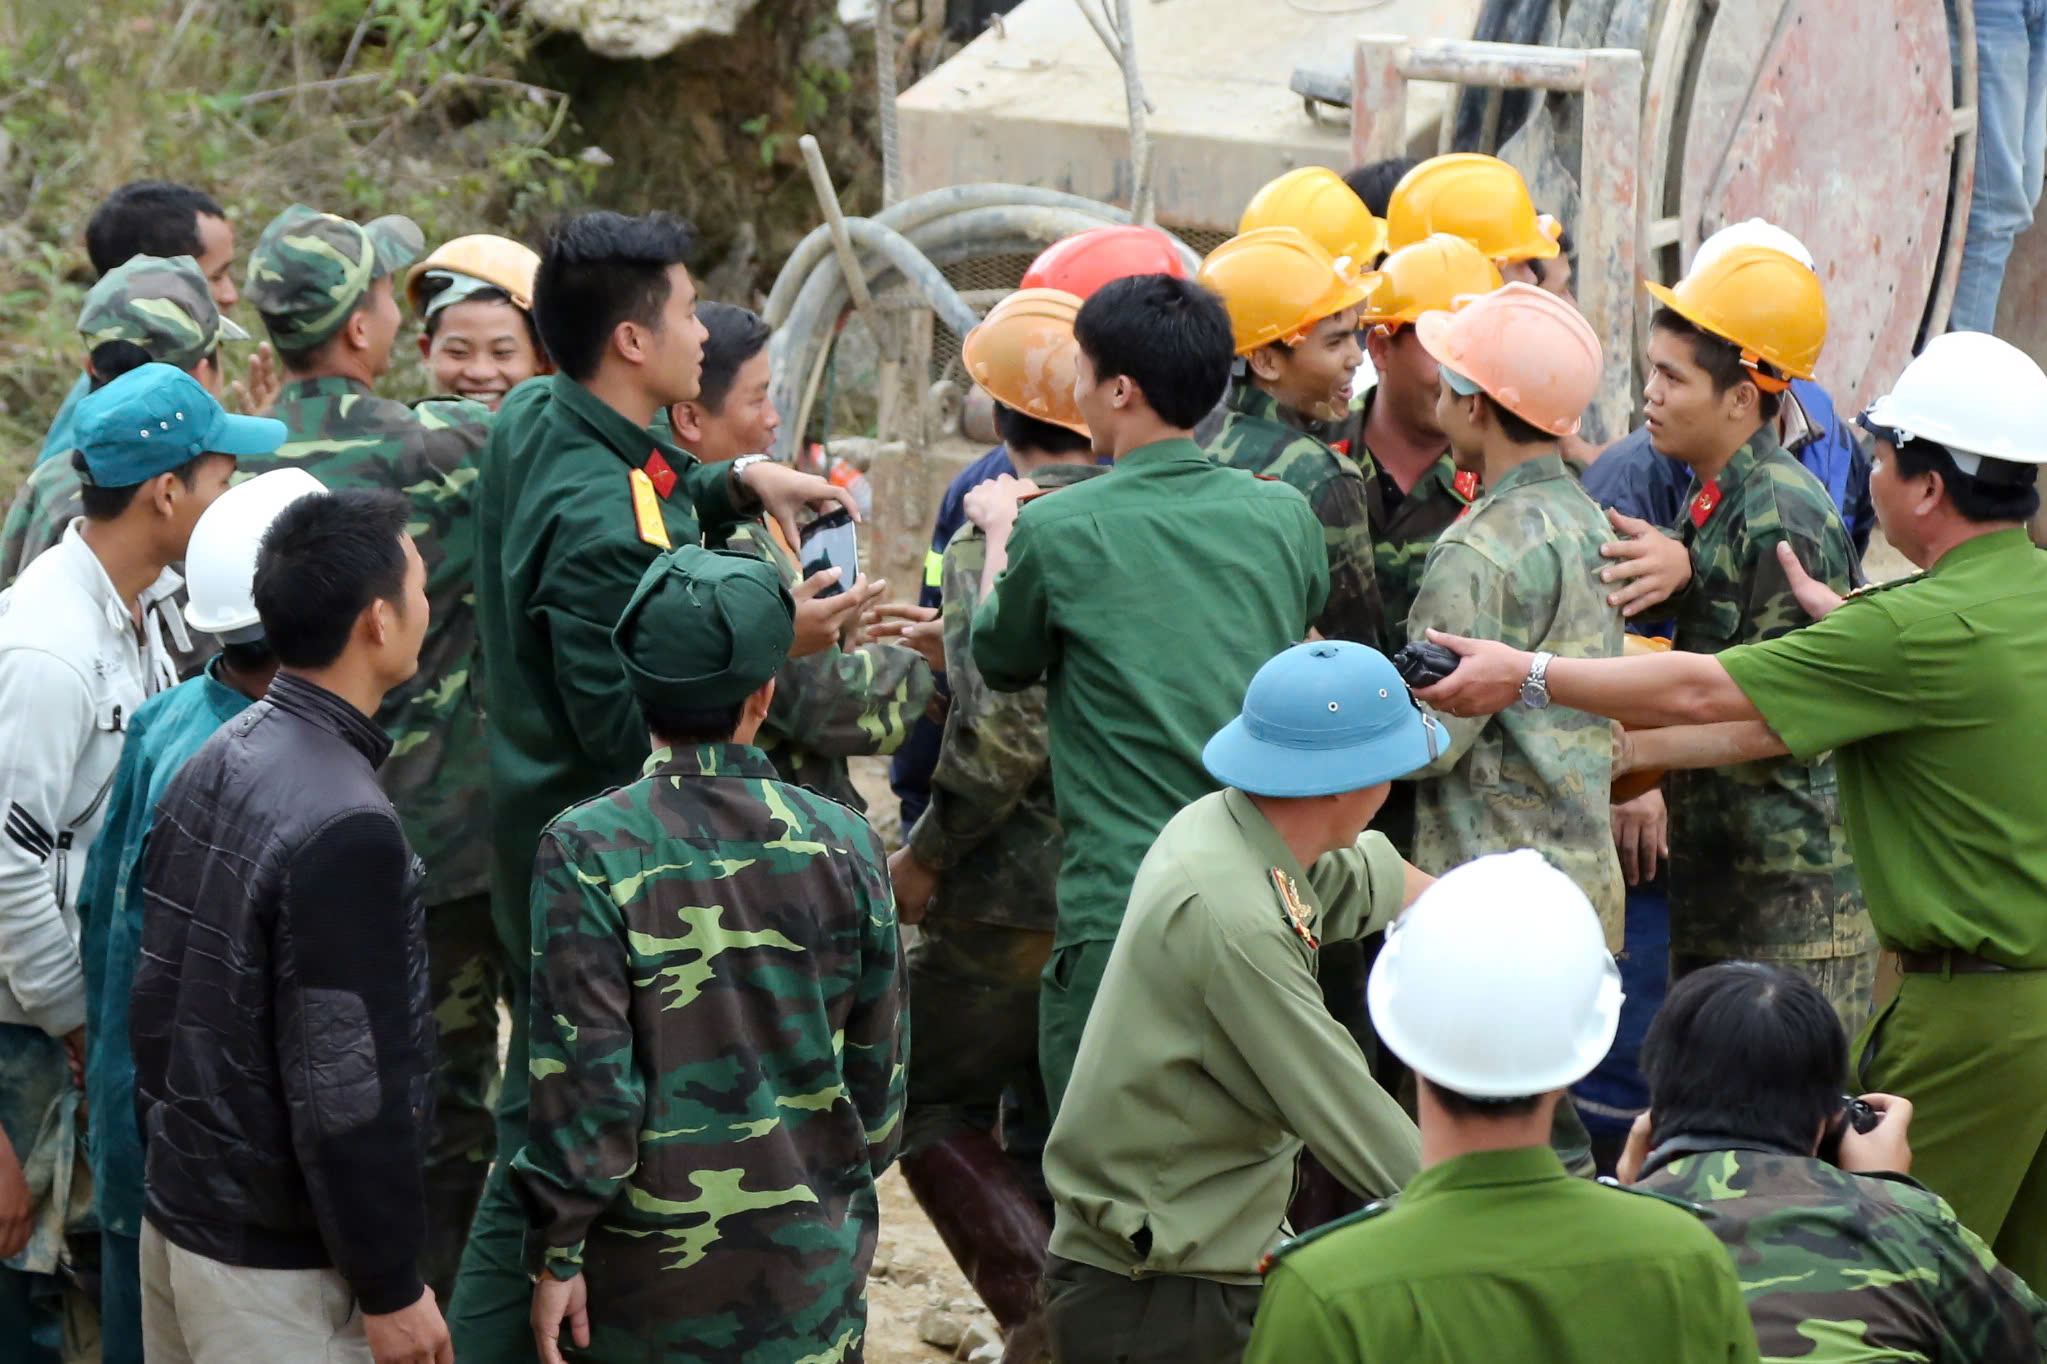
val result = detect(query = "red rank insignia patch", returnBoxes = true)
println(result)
[1689,479,1723,528]
[1452,470,1479,502]
[1331,439,1352,457]
[643,451,678,500]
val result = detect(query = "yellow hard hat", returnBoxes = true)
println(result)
[1643,244,1827,385]
[1196,227,1383,355]
[1360,233,1504,326]
[961,288,1090,436]
[1384,154,1561,263]
[404,234,541,315]
[1239,167,1388,269]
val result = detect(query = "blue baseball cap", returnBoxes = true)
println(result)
[1204,640,1445,797]
[73,363,287,488]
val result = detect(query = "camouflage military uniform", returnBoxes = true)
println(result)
[1641,1148,2047,1359]
[511,742,908,1363]
[1653,433,1875,1029]
[1207,379,1384,647]
[1405,451,1626,941]
[1345,387,1475,652]
[715,517,933,810]
[244,206,502,1297]
[901,463,1103,1152]
[0,459,82,589]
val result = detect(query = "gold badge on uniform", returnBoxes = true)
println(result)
[629,467,672,549]
[1270,868,1319,949]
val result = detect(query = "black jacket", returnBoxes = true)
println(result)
[131,673,434,1314]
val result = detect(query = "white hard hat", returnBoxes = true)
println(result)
[184,469,327,641]
[1692,218,1816,274]
[1862,331,2047,470]
[1367,850,1623,1098]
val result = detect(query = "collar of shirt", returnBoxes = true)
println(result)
[1220,786,1320,923]
[277,374,374,405]
[55,521,185,692]
[1717,423,1784,490]
[1929,524,2038,576]
[547,372,696,478]
[1480,451,1573,502]
[641,741,779,783]
[1400,1144,1571,1203]
[266,672,393,767]
[1111,436,1210,473]
[1225,379,1291,426]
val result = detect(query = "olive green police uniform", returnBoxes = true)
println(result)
[1719,525,2047,1290]
[1242,1147,1761,1364]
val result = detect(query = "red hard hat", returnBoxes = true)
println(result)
[1020,225,1189,298]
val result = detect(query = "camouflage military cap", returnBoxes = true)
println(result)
[613,545,795,710]
[245,203,425,349]
[77,254,250,371]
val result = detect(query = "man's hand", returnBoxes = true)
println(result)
[1599,509,1692,617]
[62,1026,84,1089]
[0,1126,31,1259]
[738,460,862,550]
[862,604,944,672]
[888,846,939,925]
[963,474,1039,535]
[1610,787,1668,887]
[790,570,883,658]
[1776,540,1845,620]
[532,1270,590,1364]
[229,343,280,416]
[1836,1093,1913,1175]
[1411,630,1532,719]
[1616,1110,1653,1185]
[364,1287,452,1364]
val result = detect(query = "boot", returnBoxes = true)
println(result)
[900,1130,1052,1331]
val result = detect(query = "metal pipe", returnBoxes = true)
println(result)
[875,0,903,206]
[1925,0,1977,338]
[1114,0,1154,224]
[799,133,885,336]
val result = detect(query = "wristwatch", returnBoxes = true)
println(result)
[728,453,771,510]
[1519,651,1555,710]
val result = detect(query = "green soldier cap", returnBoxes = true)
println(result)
[245,203,425,349]
[77,254,251,371]
[612,545,797,710]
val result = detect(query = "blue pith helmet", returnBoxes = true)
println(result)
[1203,640,1444,796]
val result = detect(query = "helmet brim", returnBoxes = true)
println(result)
[1201,707,1441,797]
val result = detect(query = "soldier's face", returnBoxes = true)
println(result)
[1373,326,1446,442]
[1643,326,1745,465]
[360,276,402,379]
[650,264,710,406]
[196,213,239,310]
[1254,308,1362,422]
[422,299,543,410]
[674,349,778,463]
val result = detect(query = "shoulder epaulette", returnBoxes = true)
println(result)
[1597,1176,1710,1218]
[1258,1198,1395,1275]
[1842,572,1925,602]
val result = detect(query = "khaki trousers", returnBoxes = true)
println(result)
[140,1220,371,1363]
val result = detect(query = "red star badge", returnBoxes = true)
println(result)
[643,451,677,500]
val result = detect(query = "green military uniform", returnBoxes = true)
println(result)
[1719,525,2047,1289]
[1641,1148,2047,1359]
[1653,431,1875,1028]
[241,206,500,1298]
[1405,452,1626,940]
[970,437,1328,1111]
[901,463,1102,1152]
[1243,1146,1761,1363]
[714,517,932,810]
[460,370,750,1358]
[1206,379,1384,646]
[511,546,907,1363]
[1041,789,1419,1363]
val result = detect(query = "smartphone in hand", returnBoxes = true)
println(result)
[800,510,860,599]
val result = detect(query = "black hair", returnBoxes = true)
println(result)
[1072,274,1234,430]
[694,302,774,414]
[220,640,277,674]
[533,211,695,383]
[1538,226,1576,290]
[72,447,201,521]
[1481,392,1555,446]
[1651,306,1785,421]
[1641,962,1844,1156]
[419,279,546,356]
[1344,157,1420,218]
[253,489,412,670]
[86,339,156,391]
[1892,437,2042,524]
[84,181,223,277]
[640,697,745,747]
[1423,1078,1543,1118]
[994,401,1092,459]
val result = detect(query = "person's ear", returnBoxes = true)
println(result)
[1247,344,1286,384]
[670,401,706,444]
[362,596,394,652]
[613,319,650,368]
[747,677,776,724]
[1365,327,1393,371]
[143,470,180,520]
[1727,376,1761,423]
[1112,375,1138,413]
[417,333,432,363]
[343,304,372,355]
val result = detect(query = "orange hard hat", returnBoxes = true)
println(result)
[1196,227,1382,355]
[961,288,1090,436]
[1019,225,1189,298]
[1239,167,1388,269]
[404,234,541,315]
[1385,154,1562,263]
[1361,233,1504,326]
[1416,281,1602,436]
[1643,244,1827,386]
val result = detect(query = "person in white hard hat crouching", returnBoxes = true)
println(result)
[76,468,323,1361]
[1244,851,1761,1364]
